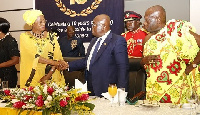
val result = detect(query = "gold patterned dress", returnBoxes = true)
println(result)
[20,32,65,88]
[143,19,200,104]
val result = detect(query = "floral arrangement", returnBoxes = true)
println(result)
[2,81,95,115]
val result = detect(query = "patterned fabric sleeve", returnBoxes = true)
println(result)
[52,34,63,61]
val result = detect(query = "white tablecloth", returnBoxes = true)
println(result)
[90,97,198,115]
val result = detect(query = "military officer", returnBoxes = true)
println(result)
[122,11,148,58]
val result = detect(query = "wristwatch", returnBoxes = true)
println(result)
[192,63,197,68]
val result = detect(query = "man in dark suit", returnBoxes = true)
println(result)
[58,26,85,57]
[68,14,129,97]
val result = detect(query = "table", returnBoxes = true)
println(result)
[0,98,198,115]
[90,98,197,115]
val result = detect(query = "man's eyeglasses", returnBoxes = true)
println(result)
[92,23,105,27]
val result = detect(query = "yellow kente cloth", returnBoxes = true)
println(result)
[20,32,65,88]
[143,19,200,104]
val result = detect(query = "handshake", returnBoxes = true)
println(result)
[52,60,69,71]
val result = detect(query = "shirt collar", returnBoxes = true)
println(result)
[99,30,111,41]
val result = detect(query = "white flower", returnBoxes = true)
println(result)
[22,103,35,109]
[54,88,62,95]
[47,95,52,101]
[52,82,59,89]
[44,100,51,108]
[34,86,41,95]
[27,91,31,95]
[19,89,24,94]
[43,84,47,94]
[11,99,19,103]
[62,92,69,97]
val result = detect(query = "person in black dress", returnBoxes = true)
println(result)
[0,17,20,88]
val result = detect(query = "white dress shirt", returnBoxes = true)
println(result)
[87,30,111,71]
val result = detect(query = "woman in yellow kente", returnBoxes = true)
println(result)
[20,10,67,88]
[141,5,200,104]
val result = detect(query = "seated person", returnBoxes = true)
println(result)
[122,11,147,58]
[58,26,85,57]
[141,5,200,104]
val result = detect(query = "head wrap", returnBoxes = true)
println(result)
[23,10,43,26]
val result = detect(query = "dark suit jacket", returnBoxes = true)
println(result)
[68,32,129,96]
[58,36,85,57]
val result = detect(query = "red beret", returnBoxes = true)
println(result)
[124,11,142,21]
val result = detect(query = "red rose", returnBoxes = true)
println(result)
[28,86,34,91]
[37,95,43,100]
[10,95,15,99]
[4,89,11,96]
[75,96,81,101]
[13,101,26,109]
[35,99,44,107]
[75,94,89,101]
[66,97,70,101]
[47,87,54,95]
[24,95,33,101]
[80,94,89,101]
[60,99,68,107]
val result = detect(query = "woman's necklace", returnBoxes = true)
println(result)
[31,31,44,38]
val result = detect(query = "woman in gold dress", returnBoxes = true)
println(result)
[20,10,67,88]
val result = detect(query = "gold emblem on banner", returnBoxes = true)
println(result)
[70,0,87,5]
[55,0,102,17]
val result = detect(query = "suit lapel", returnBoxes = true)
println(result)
[94,32,113,62]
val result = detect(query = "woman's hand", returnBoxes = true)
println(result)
[39,66,56,84]
[54,60,69,71]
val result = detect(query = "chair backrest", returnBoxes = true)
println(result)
[128,58,146,99]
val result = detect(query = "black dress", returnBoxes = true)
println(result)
[0,35,20,88]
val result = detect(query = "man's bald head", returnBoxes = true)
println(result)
[143,5,166,33]
[92,14,111,37]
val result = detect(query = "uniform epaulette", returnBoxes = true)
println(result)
[141,28,149,34]
[121,31,129,35]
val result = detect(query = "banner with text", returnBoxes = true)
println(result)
[35,0,124,42]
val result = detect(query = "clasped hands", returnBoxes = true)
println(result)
[53,60,69,71]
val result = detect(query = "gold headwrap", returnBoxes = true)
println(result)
[23,10,43,26]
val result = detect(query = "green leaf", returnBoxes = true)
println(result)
[42,108,51,115]
[80,102,95,110]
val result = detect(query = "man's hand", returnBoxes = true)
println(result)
[185,64,195,75]
[58,60,69,70]
[141,55,161,65]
